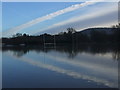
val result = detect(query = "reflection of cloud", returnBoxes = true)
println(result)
[42,52,117,76]
[3,0,102,37]
[0,51,2,90]
[7,53,118,88]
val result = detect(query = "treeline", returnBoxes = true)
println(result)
[2,24,120,46]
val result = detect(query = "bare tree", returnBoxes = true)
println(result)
[67,28,76,34]
[112,23,120,28]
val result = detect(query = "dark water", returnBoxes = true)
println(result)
[1,44,119,88]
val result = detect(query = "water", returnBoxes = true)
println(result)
[1,44,119,88]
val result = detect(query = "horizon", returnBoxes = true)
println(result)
[1,26,117,38]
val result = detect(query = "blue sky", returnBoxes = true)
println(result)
[2,1,118,37]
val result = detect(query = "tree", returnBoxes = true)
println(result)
[111,23,120,42]
[23,33,29,37]
[58,32,64,35]
[13,33,22,37]
[112,23,120,28]
[67,28,76,34]
[23,33,27,37]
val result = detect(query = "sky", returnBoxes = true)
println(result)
[2,1,118,37]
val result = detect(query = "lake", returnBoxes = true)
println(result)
[1,44,119,88]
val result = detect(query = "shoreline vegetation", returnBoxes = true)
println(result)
[1,24,120,46]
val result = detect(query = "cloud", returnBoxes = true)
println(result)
[34,3,118,34]
[3,0,104,37]
[2,0,119,2]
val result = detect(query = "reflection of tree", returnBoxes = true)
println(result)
[67,50,77,59]
[13,50,28,57]
[2,44,120,60]
[112,51,120,60]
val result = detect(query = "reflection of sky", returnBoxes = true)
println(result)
[3,49,118,88]
[29,51,118,83]
[0,51,2,90]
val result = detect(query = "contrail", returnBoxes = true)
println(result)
[3,0,104,37]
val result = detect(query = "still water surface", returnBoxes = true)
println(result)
[2,44,119,88]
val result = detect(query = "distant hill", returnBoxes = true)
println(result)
[36,28,115,36]
[78,28,115,36]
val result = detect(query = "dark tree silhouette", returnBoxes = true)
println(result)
[112,23,120,28]
[67,27,76,34]
[2,25,119,46]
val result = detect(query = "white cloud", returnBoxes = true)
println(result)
[3,0,104,37]
[2,0,119,2]
[34,3,118,34]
